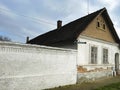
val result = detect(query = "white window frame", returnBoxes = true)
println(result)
[90,45,98,64]
[102,48,109,64]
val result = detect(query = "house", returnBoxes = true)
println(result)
[28,8,120,75]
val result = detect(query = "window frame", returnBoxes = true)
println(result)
[102,48,109,64]
[90,46,98,64]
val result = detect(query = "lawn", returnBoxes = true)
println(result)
[94,82,120,90]
[47,76,120,90]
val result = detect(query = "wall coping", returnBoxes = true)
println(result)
[0,41,77,52]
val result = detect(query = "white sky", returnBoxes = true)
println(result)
[0,0,120,43]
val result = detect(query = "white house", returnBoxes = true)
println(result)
[28,8,120,75]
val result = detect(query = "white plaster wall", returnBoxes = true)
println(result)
[77,35,120,70]
[0,41,77,90]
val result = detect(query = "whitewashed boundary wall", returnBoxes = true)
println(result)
[0,41,77,90]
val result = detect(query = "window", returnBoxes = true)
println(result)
[96,18,106,30]
[97,22,100,27]
[103,24,105,29]
[103,49,108,64]
[91,46,97,64]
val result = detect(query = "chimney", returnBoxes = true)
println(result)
[26,36,29,43]
[57,20,62,29]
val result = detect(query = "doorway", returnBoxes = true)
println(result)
[115,53,119,74]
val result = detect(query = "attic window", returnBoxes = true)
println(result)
[103,24,105,29]
[97,22,100,27]
[96,19,106,30]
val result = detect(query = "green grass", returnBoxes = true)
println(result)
[94,82,120,90]
[47,77,120,90]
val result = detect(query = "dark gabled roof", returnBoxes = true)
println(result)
[28,8,120,45]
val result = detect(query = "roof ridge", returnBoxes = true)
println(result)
[60,7,106,29]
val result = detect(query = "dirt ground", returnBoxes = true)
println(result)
[47,76,120,90]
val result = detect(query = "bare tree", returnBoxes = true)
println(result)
[0,35,11,41]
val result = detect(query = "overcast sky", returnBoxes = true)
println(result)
[0,0,120,43]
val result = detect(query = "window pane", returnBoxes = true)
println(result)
[103,49,108,64]
[91,46,97,64]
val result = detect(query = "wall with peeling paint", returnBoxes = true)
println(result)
[77,35,120,71]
